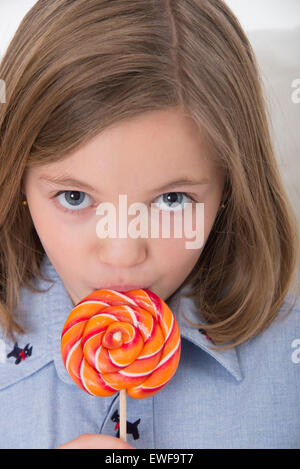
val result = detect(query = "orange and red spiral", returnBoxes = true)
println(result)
[61,288,181,398]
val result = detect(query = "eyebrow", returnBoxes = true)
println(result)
[39,174,210,194]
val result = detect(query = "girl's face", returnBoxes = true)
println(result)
[23,108,224,306]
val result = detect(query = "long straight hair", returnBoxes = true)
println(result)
[0,0,299,349]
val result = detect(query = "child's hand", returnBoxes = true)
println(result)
[56,433,136,449]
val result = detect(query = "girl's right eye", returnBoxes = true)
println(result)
[54,190,93,214]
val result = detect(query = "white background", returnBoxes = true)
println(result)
[226,0,300,30]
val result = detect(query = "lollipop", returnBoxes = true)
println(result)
[61,288,181,440]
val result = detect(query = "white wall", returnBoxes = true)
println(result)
[0,0,37,59]
[225,0,300,31]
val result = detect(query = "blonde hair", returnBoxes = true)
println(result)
[0,0,299,349]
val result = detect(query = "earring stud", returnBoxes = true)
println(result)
[22,200,28,206]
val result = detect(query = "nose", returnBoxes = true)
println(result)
[96,235,147,268]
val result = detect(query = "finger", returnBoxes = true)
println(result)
[56,433,136,449]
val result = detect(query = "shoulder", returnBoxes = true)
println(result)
[253,293,300,341]
[238,293,300,379]
[270,293,300,338]
[275,293,300,366]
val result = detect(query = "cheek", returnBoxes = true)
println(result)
[27,195,81,258]
[154,200,220,274]
[173,199,218,247]
[153,236,202,281]
[28,201,84,288]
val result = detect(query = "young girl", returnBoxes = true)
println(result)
[0,0,299,449]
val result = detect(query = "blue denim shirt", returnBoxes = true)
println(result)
[0,254,299,449]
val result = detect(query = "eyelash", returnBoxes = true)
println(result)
[52,190,198,216]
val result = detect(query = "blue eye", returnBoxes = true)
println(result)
[55,191,92,214]
[153,192,195,211]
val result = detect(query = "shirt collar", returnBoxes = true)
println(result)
[0,254,242,390]
[166,284,243,382]
[40,255,77,386]
[0,254,75,390]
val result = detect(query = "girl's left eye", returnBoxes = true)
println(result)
[54,191,93,214]
[153,192,196,211]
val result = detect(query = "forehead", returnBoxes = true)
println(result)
[27,108,221,194]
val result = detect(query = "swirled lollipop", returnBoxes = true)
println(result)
[61,288,181,399]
